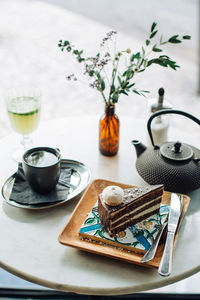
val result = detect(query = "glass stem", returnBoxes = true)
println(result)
[20,134,32,150]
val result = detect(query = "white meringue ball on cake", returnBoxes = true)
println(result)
[101,185,124,206]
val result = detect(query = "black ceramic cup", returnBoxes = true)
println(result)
[22,147,62,194]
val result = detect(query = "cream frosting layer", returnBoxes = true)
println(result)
[110,196,161,227]
[110,202,161,231]
[110,193,162,218]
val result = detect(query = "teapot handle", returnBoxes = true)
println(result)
[147,109,200,147]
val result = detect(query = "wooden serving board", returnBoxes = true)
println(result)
[58,179,190,268]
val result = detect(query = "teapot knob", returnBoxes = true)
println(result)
[160,141,193,161]
[173,142,182,153]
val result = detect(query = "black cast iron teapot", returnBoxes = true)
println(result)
[132,109,200,194]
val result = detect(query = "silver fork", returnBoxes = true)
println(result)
[141,221,168,263]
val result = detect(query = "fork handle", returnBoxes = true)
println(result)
[158,231,174,276]
[141,222,167,263]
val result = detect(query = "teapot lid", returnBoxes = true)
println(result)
[160,141,193,161]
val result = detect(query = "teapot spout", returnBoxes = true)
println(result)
[131,140,147,157]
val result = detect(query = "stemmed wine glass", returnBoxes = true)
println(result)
[4,87,41,162]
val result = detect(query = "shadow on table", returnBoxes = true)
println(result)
[186,188,200,216]
[0,268,200,300]
[1,288,200,299]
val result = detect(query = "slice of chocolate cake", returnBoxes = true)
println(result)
[98,184,164,236]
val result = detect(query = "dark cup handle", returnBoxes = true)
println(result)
[147,109,200,147]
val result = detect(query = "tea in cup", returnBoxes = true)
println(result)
[22,147,61,194]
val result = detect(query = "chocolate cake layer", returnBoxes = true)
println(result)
[110,207,161,236]
[98,184,164,236]
[111,197,161,229]
[110,190,162,222]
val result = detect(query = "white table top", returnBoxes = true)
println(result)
[0,116,199,296]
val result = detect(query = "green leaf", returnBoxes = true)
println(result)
[159,55,170,59]
[101,80,105,91]
[64,40,70,46]
[77,57,84,62]
[137,58,144,68]
[121,81,129,88]
[140,90,150,93]
[119,80,125,87]
[127,83,135,88]
[88,70,94,77]
[169,62,180,70]
[111,84,115,93]
[130,52,141,62]
[146,39,150,46]
[151,22,157,32]
[112,93,119,103]
[135,52,141,59]
[130,54,135,62]
[140,92,149,97]
[142,46,145,56]
[169,39,181,44]
[126,70,134,79]
[122,71,128,76]
[152,45,162,52]
[168,35,181,43]
[146,59,155,67]
[150,30,158,39]
[143,59,148,68]
[118,76,122,84]
[169,34,179,40]
[96,73,101,80]
[147,58,166,67]
[120,90,129,96]
[183,35,191,40]
[147,57,180,70]
[132,89,140,95]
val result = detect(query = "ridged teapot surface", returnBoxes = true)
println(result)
[132,109,200,194]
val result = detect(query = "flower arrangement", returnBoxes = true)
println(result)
[58,22,190,107]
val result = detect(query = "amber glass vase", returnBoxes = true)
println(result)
[99,104,120,156]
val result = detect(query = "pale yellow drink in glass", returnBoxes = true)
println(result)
[7,96,40,134]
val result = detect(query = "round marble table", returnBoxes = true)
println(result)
[0,116,199,296]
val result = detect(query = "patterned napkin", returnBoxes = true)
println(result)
[9,163,73,205]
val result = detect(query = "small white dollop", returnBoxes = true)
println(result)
[102,185,124,206]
